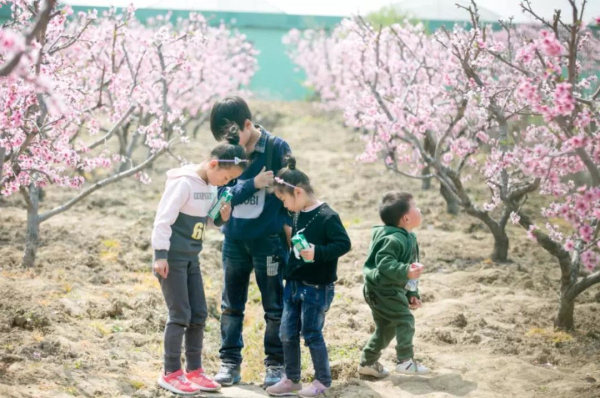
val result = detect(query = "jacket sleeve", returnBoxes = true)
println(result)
[372,236,411,286]
[313,214,352,263]
[151,179,190,260]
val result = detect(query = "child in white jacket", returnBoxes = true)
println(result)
[151,131,247,395]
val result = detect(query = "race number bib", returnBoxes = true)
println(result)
[232,180,266,219]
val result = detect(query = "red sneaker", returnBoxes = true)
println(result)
[185,368,222,392]
[158,369,201,395]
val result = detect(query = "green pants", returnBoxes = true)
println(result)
[361,286,415,365]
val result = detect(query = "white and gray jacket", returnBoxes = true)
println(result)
[152,165,219,261]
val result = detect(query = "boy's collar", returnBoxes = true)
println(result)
[253,124,269,153]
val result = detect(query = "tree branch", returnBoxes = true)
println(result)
[39,143,170,223]
[0,0,57,76]
[571,270,600,299]
[77,105,136,154]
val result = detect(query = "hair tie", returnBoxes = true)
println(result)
[219,157,247,165]
[274,177,297,189]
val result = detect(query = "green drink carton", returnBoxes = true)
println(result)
[208,189,233,220]
[292,233,314,263]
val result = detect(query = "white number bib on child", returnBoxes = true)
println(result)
[232,180,266,219]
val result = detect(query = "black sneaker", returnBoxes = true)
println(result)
[214,363,241,386]
[264,365,284,388]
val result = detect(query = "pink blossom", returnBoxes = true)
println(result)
[579,225,594,242]
[564,239,575,252]
[539,30,564,57]
[527,225,539,241]
[509,212,521,224]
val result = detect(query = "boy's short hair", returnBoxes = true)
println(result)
[210,96,252,141]
[379,191,413,227]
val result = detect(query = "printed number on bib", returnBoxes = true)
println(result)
[191,222,205,240]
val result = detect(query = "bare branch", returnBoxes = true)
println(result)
[77,105,136,154]
[48,18,94,55]
[39,143,171,223]
[520,0,559,37]
[434,99,468,160]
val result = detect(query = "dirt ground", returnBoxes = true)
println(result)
[1,101,599,398]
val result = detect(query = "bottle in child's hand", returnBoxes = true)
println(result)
[405,263,423,292]
[208,188,233,220]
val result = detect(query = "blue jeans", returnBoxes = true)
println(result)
[280,280,335,387]
[220,234,288,367]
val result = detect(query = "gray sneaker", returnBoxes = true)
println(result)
[264,365,285,388]
[214,363,241,386]
[358,361,390,378]
[265,375,302,396]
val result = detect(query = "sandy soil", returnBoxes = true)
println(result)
[1,101,599,398]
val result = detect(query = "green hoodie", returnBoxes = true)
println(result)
[363,225,420,299]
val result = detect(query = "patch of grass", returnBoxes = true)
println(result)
[90,321,111,337]
[31,330,45,342]
[100,239,121,262]
[62,283,73,294]
[247,280,262,304]
[147,341,163,358]
[127,379,145,390]
[63,386,79,396]
[526,328,573,344]
[112,324,124,333]
[328,343,362,362]
[241,285,266,382]
[129,272,158,294]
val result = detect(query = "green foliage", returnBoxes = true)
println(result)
[365,5,423,29]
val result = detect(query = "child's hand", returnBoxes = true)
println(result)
[409,296,422,310]
[220,203,232,222]
[153,259,169,278]
[408,262,424,279]
[254,167,274,189]
[300,244,315,261]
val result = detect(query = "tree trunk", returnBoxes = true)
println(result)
[554,292,575,331]
[0,146,5,184]
[421,166,431,190]
[490,227,509,262]
[22,185,40,268]
[440,183,459,215]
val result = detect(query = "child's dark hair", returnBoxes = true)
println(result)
[210,124,248,169]
[210,96,252,141]
[379,191,413,226]
[274,156,314,195]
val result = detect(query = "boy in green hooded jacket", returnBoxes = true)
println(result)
[358,191,430,378]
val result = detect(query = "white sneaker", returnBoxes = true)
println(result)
[395,358,430,374]
[358,361,390,378]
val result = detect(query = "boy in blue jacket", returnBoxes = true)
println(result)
[209,97,292,387]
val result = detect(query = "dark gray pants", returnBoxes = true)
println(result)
[156,259,208,373]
